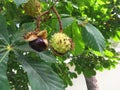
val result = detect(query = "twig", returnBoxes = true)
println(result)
[36,10,50,30]
[52,6,63,32]
[36,0,60,30]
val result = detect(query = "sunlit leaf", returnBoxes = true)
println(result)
[71,22,84,55]
[104,50,114,57]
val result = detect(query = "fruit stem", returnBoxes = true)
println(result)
[52,6,63,32]
[36,10,50,30]
[36,0,61,31]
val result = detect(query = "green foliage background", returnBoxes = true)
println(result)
[0,0,120,90]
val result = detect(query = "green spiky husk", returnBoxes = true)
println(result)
[50,33,72,54]
[23,0,41,16]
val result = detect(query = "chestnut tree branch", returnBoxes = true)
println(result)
[36,0,61,31]
[36,10,50,30]
[52,6,63,32]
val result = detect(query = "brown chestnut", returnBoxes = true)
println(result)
[24,30,48,52]
[29,38,48,52]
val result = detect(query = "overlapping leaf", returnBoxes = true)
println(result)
[0,14,9,44]
[14,44,34,52]
[39,50,57,63]
[0,15,11,90]
[0,51,11,90]
[71,22,84,55]
[15,52,65,90]
[56,17,74,30]
[13,0,29,6]
[11,22,36,43]
[79,20,105,52]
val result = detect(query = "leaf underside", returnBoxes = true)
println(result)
[82,23,105,52]
[0,51,11,90]
[15,52,65,90]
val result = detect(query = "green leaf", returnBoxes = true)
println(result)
[0,51,11,90]
[83,68,96,77]
[13,0,29,6]
[15,52,65,90]
[56,17,74,30]
[39,50,57,63]
[11,22,36,43]
[21,22,36,31]
[0,51,10,63]
[0,14,9,44]
[14,44,34,52]
[71,22,84,55]
[69,72,77,79]
[80,21,105,52]
[75,65,82,74]
[104,50,114,57]
[63,21,84,55]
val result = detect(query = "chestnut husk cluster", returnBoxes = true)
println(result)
[49,32,74,55]
[24,30,74,55]
[23,0,41,17]
[24,30,48,52]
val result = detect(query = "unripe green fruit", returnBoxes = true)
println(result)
[23,0,41,16]
[50,33,73,55]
